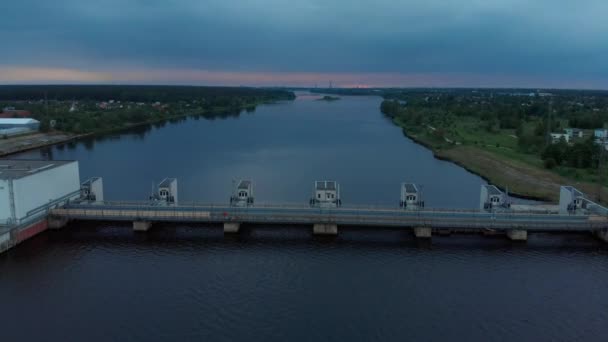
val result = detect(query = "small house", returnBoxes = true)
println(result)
[153,178,178,205]
[550,133,569,144]
[594,129,608,142]
[564,128,584,139]
[400,183,424,209]
[311,180,341,208]
[480,185,508,210]
[80,177,104,202]
[230,179,254,206]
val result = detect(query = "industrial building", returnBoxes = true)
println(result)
[311,180,341,208]
[400,183,424,210]
[230,180,254,207]
[0,160,80,225]
[80,177,104,202]
[0,118,40,137]
[480,185,509,211]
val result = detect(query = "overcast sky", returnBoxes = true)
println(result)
[1,0,607,88]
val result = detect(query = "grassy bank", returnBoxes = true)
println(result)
[393,117,608,203]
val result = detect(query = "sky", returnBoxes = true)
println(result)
[1,0,607,88]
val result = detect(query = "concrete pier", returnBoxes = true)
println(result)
[313,223,338,235]
[48,216,70,229]
[506,229,528,241]
[224,222,240,233]
[414,227,432,238]
[133,221,152,232]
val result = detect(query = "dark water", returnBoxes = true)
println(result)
[1,93,607,341]
[12,92,486,207]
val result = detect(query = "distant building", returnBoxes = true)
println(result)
[564,128,584,139]
[594,129,608,143]
[0,118,40,137]
[550,133,570,144]
[0,108,31,118]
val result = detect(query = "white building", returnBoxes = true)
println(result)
[230,180,254,206]
[0,160,80,225]
[593,128,608,141]
[311,180,341,208]
[400,183,424,209]
[154,178,178,205]
[559,186,586,214]
[0,118,40,137]
[80,177,104,202]
[564,128,584,139]
[480,185,508,211]
[550,133,570,144]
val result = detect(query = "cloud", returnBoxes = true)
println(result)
[0,0,607,87]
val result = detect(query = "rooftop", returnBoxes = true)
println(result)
[484,185,503,196]
[0,159,76,180]
[403,183,418,193]
[159,178,176,188]
[0,118,39,125]
[237,180,252,189]
[563,186,584,198]
[316,181,336,191]
[81,177,101,186]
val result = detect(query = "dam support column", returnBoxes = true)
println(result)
[413,227,432,239]
[506,229,528,241]
[48,216,70,230]
[133,221,152,232]
[595,229,608,243]
[224,222,241,234]
[313,223,338,235]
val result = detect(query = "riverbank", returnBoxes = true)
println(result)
[0,98,293,158]
[398,124,608,203]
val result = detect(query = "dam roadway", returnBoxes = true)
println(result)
[49,202,608,241]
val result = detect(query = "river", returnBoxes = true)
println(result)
[1,92,607,341]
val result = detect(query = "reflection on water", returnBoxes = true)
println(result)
[12,92,489,208]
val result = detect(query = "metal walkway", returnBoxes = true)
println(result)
[50,201,608,232]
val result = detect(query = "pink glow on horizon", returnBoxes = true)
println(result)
[0,66,607,90]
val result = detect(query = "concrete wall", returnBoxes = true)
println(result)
[90,178,104,202]
[170,179,178,204]
[559,186,573,214]
[0,179,12,224]
[12,162,80,223]
[479,185,488,210]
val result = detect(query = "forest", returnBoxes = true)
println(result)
[380,88,608,186]
[0,85,295,134]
